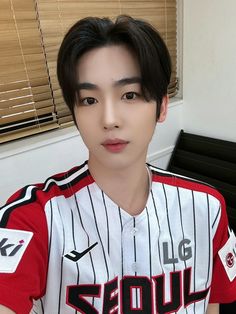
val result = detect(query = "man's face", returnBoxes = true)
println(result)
[74,45,167,171]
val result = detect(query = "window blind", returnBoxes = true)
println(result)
[0,0,58,144]
[1,0,177,144]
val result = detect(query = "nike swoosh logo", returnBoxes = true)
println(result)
[64,242,98,262]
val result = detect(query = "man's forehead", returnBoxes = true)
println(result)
[76,45,141,84]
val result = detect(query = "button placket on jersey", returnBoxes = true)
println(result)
[122,220,139,275]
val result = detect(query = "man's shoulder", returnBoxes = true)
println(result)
[148,163,224,206]
[0,161,92,226]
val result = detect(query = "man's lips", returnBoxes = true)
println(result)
[102,139,129,145]
[101,139,129,153]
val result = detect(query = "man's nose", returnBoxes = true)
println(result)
[102,100,121,130]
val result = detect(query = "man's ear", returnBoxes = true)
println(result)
[157,95,169,123]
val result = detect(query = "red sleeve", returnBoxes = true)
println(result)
[209,197,236,303]
[0,189,48,314]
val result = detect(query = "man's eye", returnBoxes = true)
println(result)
[80,97,97,106]
[122,92,139,100]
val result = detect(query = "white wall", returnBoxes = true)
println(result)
[183,0,236,142]
[0,101,183,206]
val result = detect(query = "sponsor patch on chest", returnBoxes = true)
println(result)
[0,228,33,273]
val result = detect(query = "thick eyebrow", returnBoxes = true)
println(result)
[77,82,98,91]
[77,77,142,91]
[114,77,142,87]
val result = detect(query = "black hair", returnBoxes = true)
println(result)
[57,15,171,122]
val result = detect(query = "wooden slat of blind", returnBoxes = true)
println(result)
[0,81,28,93]
[0,0,57,143]
[36,0,177,127]
[57,107,71,119]
[1,99,54,116]
[0,84,51,102]
[0,85,53,113]
[34,91,52,102]
[1,106,55,124]
[0,88,30,101]
[55,102,68,110]
[0,112,58,144]
[1,122,58,144]
[1,114,56,133]
[2,120,57,137]
[0,90,52,110]
[58,116,74,126]
[0,77,49,93]
[0,84,52,108]
[0,96,33,109]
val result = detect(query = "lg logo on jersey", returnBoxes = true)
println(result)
[0,238,24,256]
[163,238,192,264]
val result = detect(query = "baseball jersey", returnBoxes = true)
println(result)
[0,160,235,314]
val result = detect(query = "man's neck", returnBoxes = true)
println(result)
[88,157,151,216]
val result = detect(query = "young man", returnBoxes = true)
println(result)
[0,15,235,314]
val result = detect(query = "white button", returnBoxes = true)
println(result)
[131,227,138,235]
